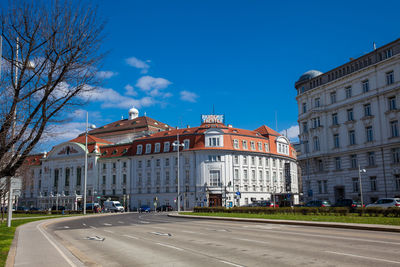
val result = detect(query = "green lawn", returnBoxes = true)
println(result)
[182,212,400,226]
[0,216,70,267]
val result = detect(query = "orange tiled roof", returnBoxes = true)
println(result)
[69,135,113,145]
[24,154,44,166]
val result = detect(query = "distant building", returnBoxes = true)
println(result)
[20,111,299,210]
[295,38,400,204]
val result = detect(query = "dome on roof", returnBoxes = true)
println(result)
[297,70,323,83]
[129,107,139,120]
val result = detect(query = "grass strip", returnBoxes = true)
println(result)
[0,216,70,267]
[181,212,400,226]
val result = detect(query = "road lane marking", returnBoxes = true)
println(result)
[152,226,166,230]
[104,230,114,234]
[219,260,245,267]
[63,226,70,229]
[89,226,97,229]
[156,242,184,251]
[37,222,77,267]
[103,223,112,226]
[234,238,269,245]
[150,232,171,236]
[139,221,150,224]
[118,221,124,224]
[123,234,139,240]
[324,251,400,264]
[182,230,196,234]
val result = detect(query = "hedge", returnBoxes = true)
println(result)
[193,206,400,217]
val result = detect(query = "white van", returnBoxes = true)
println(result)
[103,201,124,212]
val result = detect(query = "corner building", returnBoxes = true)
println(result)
[295,38,400,204]
[20,111,299,210]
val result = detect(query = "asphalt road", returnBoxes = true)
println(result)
[48,213,400,267]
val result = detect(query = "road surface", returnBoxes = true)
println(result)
[46,212,400,267]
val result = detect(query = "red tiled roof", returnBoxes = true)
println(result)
[254,125,280,137]
[24,154,44,166]
[99,144,132,158]
[69,135,112,146]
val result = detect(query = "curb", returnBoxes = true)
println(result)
[5,225,20,267]
[168,214,400,233]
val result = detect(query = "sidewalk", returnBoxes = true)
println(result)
[168,213,400,233]
[7,218,85,267]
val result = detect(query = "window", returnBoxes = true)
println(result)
[76,167,81,186]
[112,175,116,185]
[112,189,116,195]
[234,155,239,164]
[362,80,369,93]
[302,102,307,113]
[258,157,262,166]
[389,96,397,111]
[103,163,106,170]
[395,174,400,190]
[368,152,375,166]
[335,157,341,170]
[123,174,127,184]
[364,103,371,116]
[314,98,320,108]
[318,181,322,194]
[233,139,239,149]
[258,142,262,151]
[208,155,221,162]
[208,137,221,147]
[312,117,321,128]
[345,86,352,99]
[145,144,151,154]
[251,170,256,180]
[392,148,400,163]
[349,130,356,145]
[138,160,142,168]
[243,169,248,180]
[65,168,70,186]
[323,181,328,194]
[347,109,354,121]
[165,158,169,166]
[264,143,269,152]
[352,178,359,192]
[259,170,263,180]
[250,141,256,150]
[302,122,308,133]
[370,177,377,192]
[386,49,393,58]
[102,176,106,185]
[265,158,269,167]
[330,92,336,104]
[179,139,188,150]
[313,136,320,151]
[272,158,276,168]
[242,140,248,149]
[137,145,143,155]
[146,159,151,168]
[156,159,160,167]
[251,156,255,165]
[391,121,399,137]
[123,162,127,168]
[243,156,248,165]
[366,126,373,142]
[154,143,160,153]
[333,134,340,148]
[350,154,358,169]
[112,162,116,169]
[332,113,338,125]
[209,170,220,186]
[234,169,239,180]
[318,160,323,172]
[386,71,394,85]
[164,142,170,152]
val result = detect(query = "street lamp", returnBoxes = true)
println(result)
[172,134,184,212]
[358,165,366,208]
[83,112,96,215]
[272,185,277,208]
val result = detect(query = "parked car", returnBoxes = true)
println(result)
[139,205,151,212]
[366,198,400,208]
[256,200,279,208]
[29,207,40,211]
[86,203,102,213]
[156,205,173,212]
[51,206,65,211]
[333,199,359,209]
[305,200,331,207]
[16,206,29,212]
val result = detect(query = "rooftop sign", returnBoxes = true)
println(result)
[201,115,224,124]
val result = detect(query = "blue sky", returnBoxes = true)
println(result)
[42,0,400,149]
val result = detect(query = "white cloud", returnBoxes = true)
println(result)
[180,90,199,103]
[124,84,138,96]
[96,71,118,79]
[43,122,86,143]
[280,125,299,140]
[135,76,171,92]
[125,57,150,73]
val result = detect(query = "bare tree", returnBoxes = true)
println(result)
[0,0,106,179]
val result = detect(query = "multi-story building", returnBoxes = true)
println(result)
[20,111,299,210]
[295,38,400,204]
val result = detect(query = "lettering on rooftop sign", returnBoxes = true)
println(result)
[201,115,224,124]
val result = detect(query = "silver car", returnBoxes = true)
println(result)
[366,198,400,208]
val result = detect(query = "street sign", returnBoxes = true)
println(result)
[236,191,241,196]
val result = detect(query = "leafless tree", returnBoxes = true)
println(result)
[0,0,106,179]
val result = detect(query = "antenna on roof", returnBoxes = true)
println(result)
[373,42,376,50]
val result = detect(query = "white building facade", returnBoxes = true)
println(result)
[295,38,400,204]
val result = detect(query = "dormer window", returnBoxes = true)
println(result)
[250,141,256,150]
[205,128,224,147]
[242,140,248,150]
[155,143,161,153]
[276,136,290,156]
[208,137,220,147]
[233,139,239,149]
[258,142,262,151]
[136,145,143,155]
[184,139,190,150]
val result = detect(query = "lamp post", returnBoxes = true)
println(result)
[83,112,96,215]
[172,134,184,212]
[358,165,366,208]
[272,185,277,208]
